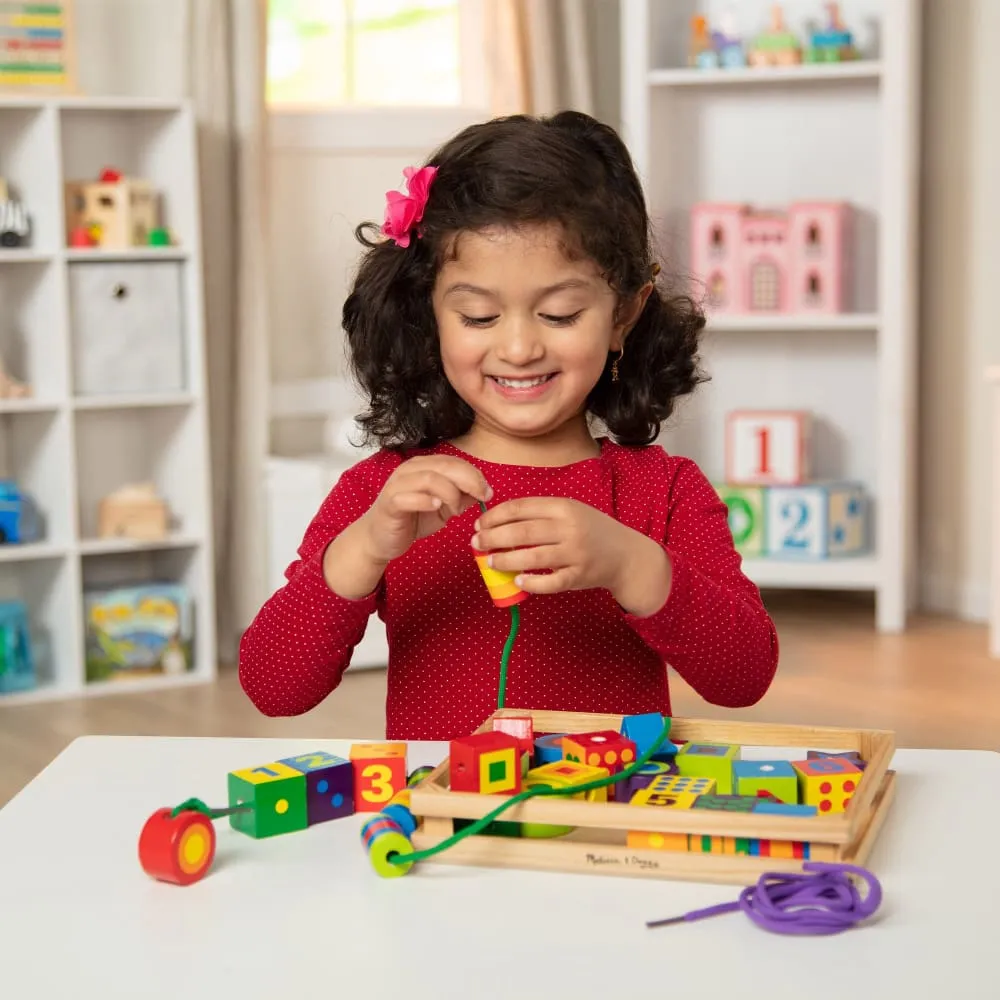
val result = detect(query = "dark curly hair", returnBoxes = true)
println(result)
[342,110,706,450]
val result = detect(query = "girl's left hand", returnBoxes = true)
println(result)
[471,497,672,616]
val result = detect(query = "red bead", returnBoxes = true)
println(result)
[138,807,216,886]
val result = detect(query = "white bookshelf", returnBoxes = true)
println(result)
[620,0,921,632]
[0,95,216,704]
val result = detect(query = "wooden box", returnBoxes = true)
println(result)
[408,709,896,886]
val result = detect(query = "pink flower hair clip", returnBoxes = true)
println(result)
[381,165,438,247]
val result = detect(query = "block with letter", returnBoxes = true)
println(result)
[725,410,810,486]
[227,760,308,839]
[715,484,766,556]
[349,742,408,813]
[765,481,867,558]
[563,730,637,780]
[791,757,862,813]
[278,750,354,824]
[676,742,741,794]
[733,760,799,804]
[449,732,522,795]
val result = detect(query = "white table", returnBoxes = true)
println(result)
[1,737,998,999]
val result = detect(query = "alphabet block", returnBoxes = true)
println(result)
[733,760,799,804]
[715,484,766,555]
[726,410,810,486]
[791,757,861,813]
[350,742,408,812]
[278,750,354,824]
[676,742,740,794]
[227,760,308,839]
[449,732,521,795]
[765,481,867,558]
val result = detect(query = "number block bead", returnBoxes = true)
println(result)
[765,481,868,558]
[733,759,799,804]
[361,813,414,878]
[676,742,741,794]
[227,761,308,839]
[791,757,862,813]
[138,807,216,886]
[278,751,355,825]
[350,742,408,813]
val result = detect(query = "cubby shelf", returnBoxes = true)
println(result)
[0,95,216,705]
[621,0,921,632]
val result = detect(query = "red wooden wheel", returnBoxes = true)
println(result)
[138,807,217,886]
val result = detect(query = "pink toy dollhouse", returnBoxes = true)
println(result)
[691,201,852,315]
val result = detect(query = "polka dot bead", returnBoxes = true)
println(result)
[238,441,780,739]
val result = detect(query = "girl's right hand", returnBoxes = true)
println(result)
[360,456,492,564]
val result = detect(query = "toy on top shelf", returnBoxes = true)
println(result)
[716,409,870,560]
[0,2,76,93]
[64,168,168,249]
[748,3,801,67]
[691,201,853,316]
[0,600,34,694]
[0,353,31,400]
[97,482,170,541]
[0,178,30,248]
[805,2,858,63]
[689,9,745,70]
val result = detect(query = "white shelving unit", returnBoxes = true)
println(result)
[620,0,921,632]
[0,95,216,704]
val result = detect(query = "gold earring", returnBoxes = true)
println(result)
[611,348,623,382]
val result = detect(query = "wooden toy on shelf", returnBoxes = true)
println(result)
[0,481,42,544]
[0,353,32,399]
[766,481,868,558]
[805,2,858,63]
[97,482,170,540]
[350,742,408,812]
[64,168,162,248]
[748,3,801,66]
[726,409,811,486]
[0,1,76,93]
[690,201,852,315]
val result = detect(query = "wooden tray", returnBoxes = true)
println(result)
[408,709,896,885]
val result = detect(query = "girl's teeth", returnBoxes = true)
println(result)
[495,376,550,388]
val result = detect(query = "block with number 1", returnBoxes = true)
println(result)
[726,410,810,486]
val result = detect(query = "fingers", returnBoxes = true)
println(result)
[387,469,475,520]
[476,496,559,529]
[515,568,578,595]
[401,456,493,504]
[487,544,563,575]
[472,517,560,555]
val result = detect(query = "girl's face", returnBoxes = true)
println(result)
[432,223,643,455]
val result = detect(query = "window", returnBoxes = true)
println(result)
[267,0,469,108]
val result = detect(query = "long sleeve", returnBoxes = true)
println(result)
[238,452,395,716]
[622,456,779,708]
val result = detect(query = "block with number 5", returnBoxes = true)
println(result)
[349,742,407,813]
[765,482,867,558]
[726,410,810,486]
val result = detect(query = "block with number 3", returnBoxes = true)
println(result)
[726,410,810,486]
[765,482,867,558]
[349,742,407,813]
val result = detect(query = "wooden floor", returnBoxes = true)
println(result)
[1,592,998,808]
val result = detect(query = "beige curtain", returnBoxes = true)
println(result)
[485,0,595,117]
[185,0,271,662]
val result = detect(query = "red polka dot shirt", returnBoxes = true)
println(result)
[239,440,779,740]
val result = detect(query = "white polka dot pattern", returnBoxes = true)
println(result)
[238,439,779,740]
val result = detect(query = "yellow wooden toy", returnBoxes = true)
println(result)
[792,757,862,813]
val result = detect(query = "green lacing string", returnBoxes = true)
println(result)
[387,496,673,866]
[170,798,250,820]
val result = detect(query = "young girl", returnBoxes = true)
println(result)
[239,110,779,739]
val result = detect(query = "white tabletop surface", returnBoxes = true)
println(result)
[1,736,998,999]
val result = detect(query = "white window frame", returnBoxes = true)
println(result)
[269,0,490,153]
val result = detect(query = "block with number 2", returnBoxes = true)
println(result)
[726,410,810,486]
[766,482,867,558]
[349,742,408,813]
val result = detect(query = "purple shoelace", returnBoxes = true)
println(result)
[646,862,883,935]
